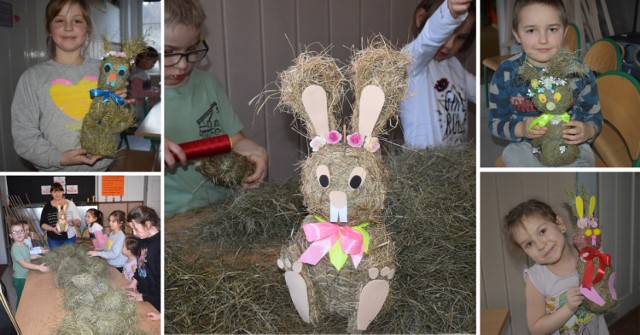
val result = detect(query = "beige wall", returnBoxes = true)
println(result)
[481,172,640,334]
[197,0,477,181]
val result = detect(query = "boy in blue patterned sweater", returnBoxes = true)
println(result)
[488,0,601,167]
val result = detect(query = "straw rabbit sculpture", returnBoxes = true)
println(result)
[276,42,409,332]
[56,203,68,233]
[519,49,590,166]
[80,36,146,157]
[572,195,618,314]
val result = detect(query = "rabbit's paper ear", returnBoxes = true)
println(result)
[575,196,584,219]
[302,85,330,137]
[588,196,596,217]
[357,85,385,138]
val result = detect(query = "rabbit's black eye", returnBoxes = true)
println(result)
[104,63,112,73]
[349,176,362,189]
[316,165,330,188]
[319,175,329,187]
[348,167,367,190]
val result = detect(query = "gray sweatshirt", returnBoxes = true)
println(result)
[11,58,112,171]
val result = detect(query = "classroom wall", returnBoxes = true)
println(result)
[480,172,640,334]
[196,0,477,181]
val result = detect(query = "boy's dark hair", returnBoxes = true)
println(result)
[165,0,206,30]
[109,210,126,230]
[124,236,141,257]
[86,208,104,225]
[410,0,476,53]
[128,206,160,228]
[50,182,64,193]
[10,221,24,230]
[136,46,159,64]
[45,0,93,57]
[504,199,558,252]
[512,0,568,30]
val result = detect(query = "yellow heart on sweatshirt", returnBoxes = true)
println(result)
[50,77,97,121]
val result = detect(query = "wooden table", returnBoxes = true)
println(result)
[16,266,160,335]
[109,149,161,171]
[135,103,161,139]
[481,308,510,335]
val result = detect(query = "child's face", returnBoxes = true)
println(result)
[130,220,151,239]
[512,4,566,67]
[85,212,97,223]
[513,214,567,265]
[51,189,65,201]
[23,224,30,234]
[10,226,25,242]
[164,24,201,88]
[122,244,131,256]
[49,2,88,55]
[109,215,121,231]
[434,15,475,62]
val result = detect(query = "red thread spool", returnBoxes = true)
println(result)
[175,135,232,161]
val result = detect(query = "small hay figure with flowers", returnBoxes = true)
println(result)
[519,48,590,166]
[80,36,146,158]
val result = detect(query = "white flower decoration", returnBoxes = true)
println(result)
[309,136,326,152]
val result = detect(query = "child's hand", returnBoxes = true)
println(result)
[448,0,473,19]
[563,121,594,145]
[239,146,268,189]
[127,290,143,302]
[60,148,102,166]
[115,84,136,105]
[520,117,548,139]
[39,263,51,273]
[147,312,161,321]
[87,251,99,257]
[564,287,584,312]
[164,137,187,169]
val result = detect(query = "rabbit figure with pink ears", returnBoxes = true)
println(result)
[276,40,409,332]
[572,194,618,314]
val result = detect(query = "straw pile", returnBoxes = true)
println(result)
[41,244,146,335]
[165,146,476,333]
[196,152,255,187]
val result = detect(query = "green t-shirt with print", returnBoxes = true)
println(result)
[11,244,30,279]
[164,69,243,215]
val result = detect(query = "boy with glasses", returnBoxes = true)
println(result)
[10,221,50,308]
[164,0,268,215]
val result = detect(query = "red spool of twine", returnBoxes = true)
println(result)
[175,134,232,161]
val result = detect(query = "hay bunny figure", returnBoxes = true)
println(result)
[572,194,618,314]
[57,203,68,233]
[80,36,146,158]
[519,49,590,166]
[276,41,409,332]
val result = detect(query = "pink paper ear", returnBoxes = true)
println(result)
[357,85,385,138]
[302,85,330,137]
[580,285,605,306]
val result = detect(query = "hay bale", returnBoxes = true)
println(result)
[196,151,255,187]
[165,146,476,333]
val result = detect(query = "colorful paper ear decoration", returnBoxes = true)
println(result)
[570,191,619,313]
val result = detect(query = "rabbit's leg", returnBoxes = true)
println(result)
[277,257,311,323]
[580,285,606,306]
[356,266,394,330]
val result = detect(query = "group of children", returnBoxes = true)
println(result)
[10,205,161,320]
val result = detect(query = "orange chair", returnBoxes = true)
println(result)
[584,38,622,75]
[592,71,640,167]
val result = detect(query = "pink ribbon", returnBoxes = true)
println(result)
[298,222,364,269]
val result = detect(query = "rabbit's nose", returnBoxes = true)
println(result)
[329,191,348,222]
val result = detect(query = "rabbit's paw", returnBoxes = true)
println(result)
[356,266,394,330]
[277,257,311,323]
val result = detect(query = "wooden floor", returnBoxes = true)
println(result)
[609,306,640,334]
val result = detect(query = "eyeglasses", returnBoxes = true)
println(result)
[164,37,209,67]
[10,230,24,236]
